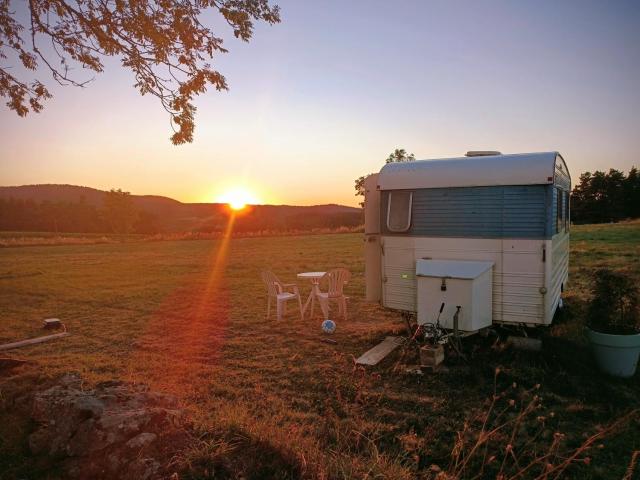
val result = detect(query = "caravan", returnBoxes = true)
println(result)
[364,152,571,331]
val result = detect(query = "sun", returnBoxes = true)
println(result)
[217,187,260,211]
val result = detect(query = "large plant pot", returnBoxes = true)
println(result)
[587,328,640,378]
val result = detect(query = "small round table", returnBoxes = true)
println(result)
[297,271,326,318]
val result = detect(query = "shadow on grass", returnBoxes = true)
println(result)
[180,426,303,480]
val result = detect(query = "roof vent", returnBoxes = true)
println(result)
[465,151,502,157]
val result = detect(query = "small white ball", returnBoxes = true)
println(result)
[322,319,336,334]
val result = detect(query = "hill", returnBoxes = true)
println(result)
[0,184,362,234]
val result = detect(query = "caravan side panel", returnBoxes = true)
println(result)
[544,156,571,322]
[381,236,547,324]
[545,233,569,322]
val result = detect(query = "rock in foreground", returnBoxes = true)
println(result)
[29,374,188,480]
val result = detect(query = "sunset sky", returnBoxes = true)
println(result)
[2,0,640,207]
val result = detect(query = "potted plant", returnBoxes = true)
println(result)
[586,269,640,378]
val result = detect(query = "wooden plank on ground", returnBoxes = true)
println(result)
[355,336,404,366]
[0,332,70,351]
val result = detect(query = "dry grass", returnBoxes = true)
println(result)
[0,222,639,479]
[0,232,140,247]
[0,225,364,248]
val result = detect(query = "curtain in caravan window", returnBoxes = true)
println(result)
[387,191,413,232]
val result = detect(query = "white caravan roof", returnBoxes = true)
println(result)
[378,152,567,190]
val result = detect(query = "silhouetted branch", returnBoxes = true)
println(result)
[0,0,280,144]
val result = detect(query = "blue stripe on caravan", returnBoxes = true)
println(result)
[381,185,551,238]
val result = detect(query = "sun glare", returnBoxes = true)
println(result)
[217,187,260,211]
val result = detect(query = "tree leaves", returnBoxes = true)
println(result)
[571,168,640,223]
[385,148,416,164]
[0,0,280,144]
[354,148,416,207]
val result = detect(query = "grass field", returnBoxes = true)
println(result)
[1,222,639,479]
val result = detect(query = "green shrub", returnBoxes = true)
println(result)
[587,269,640,335]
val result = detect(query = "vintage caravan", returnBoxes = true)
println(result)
[364,151,571,332]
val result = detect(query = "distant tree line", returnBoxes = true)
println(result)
[217,210,361,233]
[571,167,640,224]
[0,189,159,234]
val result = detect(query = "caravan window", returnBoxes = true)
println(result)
[387,191,413,232]
[564,191,570,231]
[555,187,563,234]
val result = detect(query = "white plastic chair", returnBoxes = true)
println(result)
[261,271,304,321]
[317,268,351,320]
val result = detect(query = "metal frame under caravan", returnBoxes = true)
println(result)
[364,151,571,332]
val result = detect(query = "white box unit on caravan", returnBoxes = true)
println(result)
[416,260,494,332]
